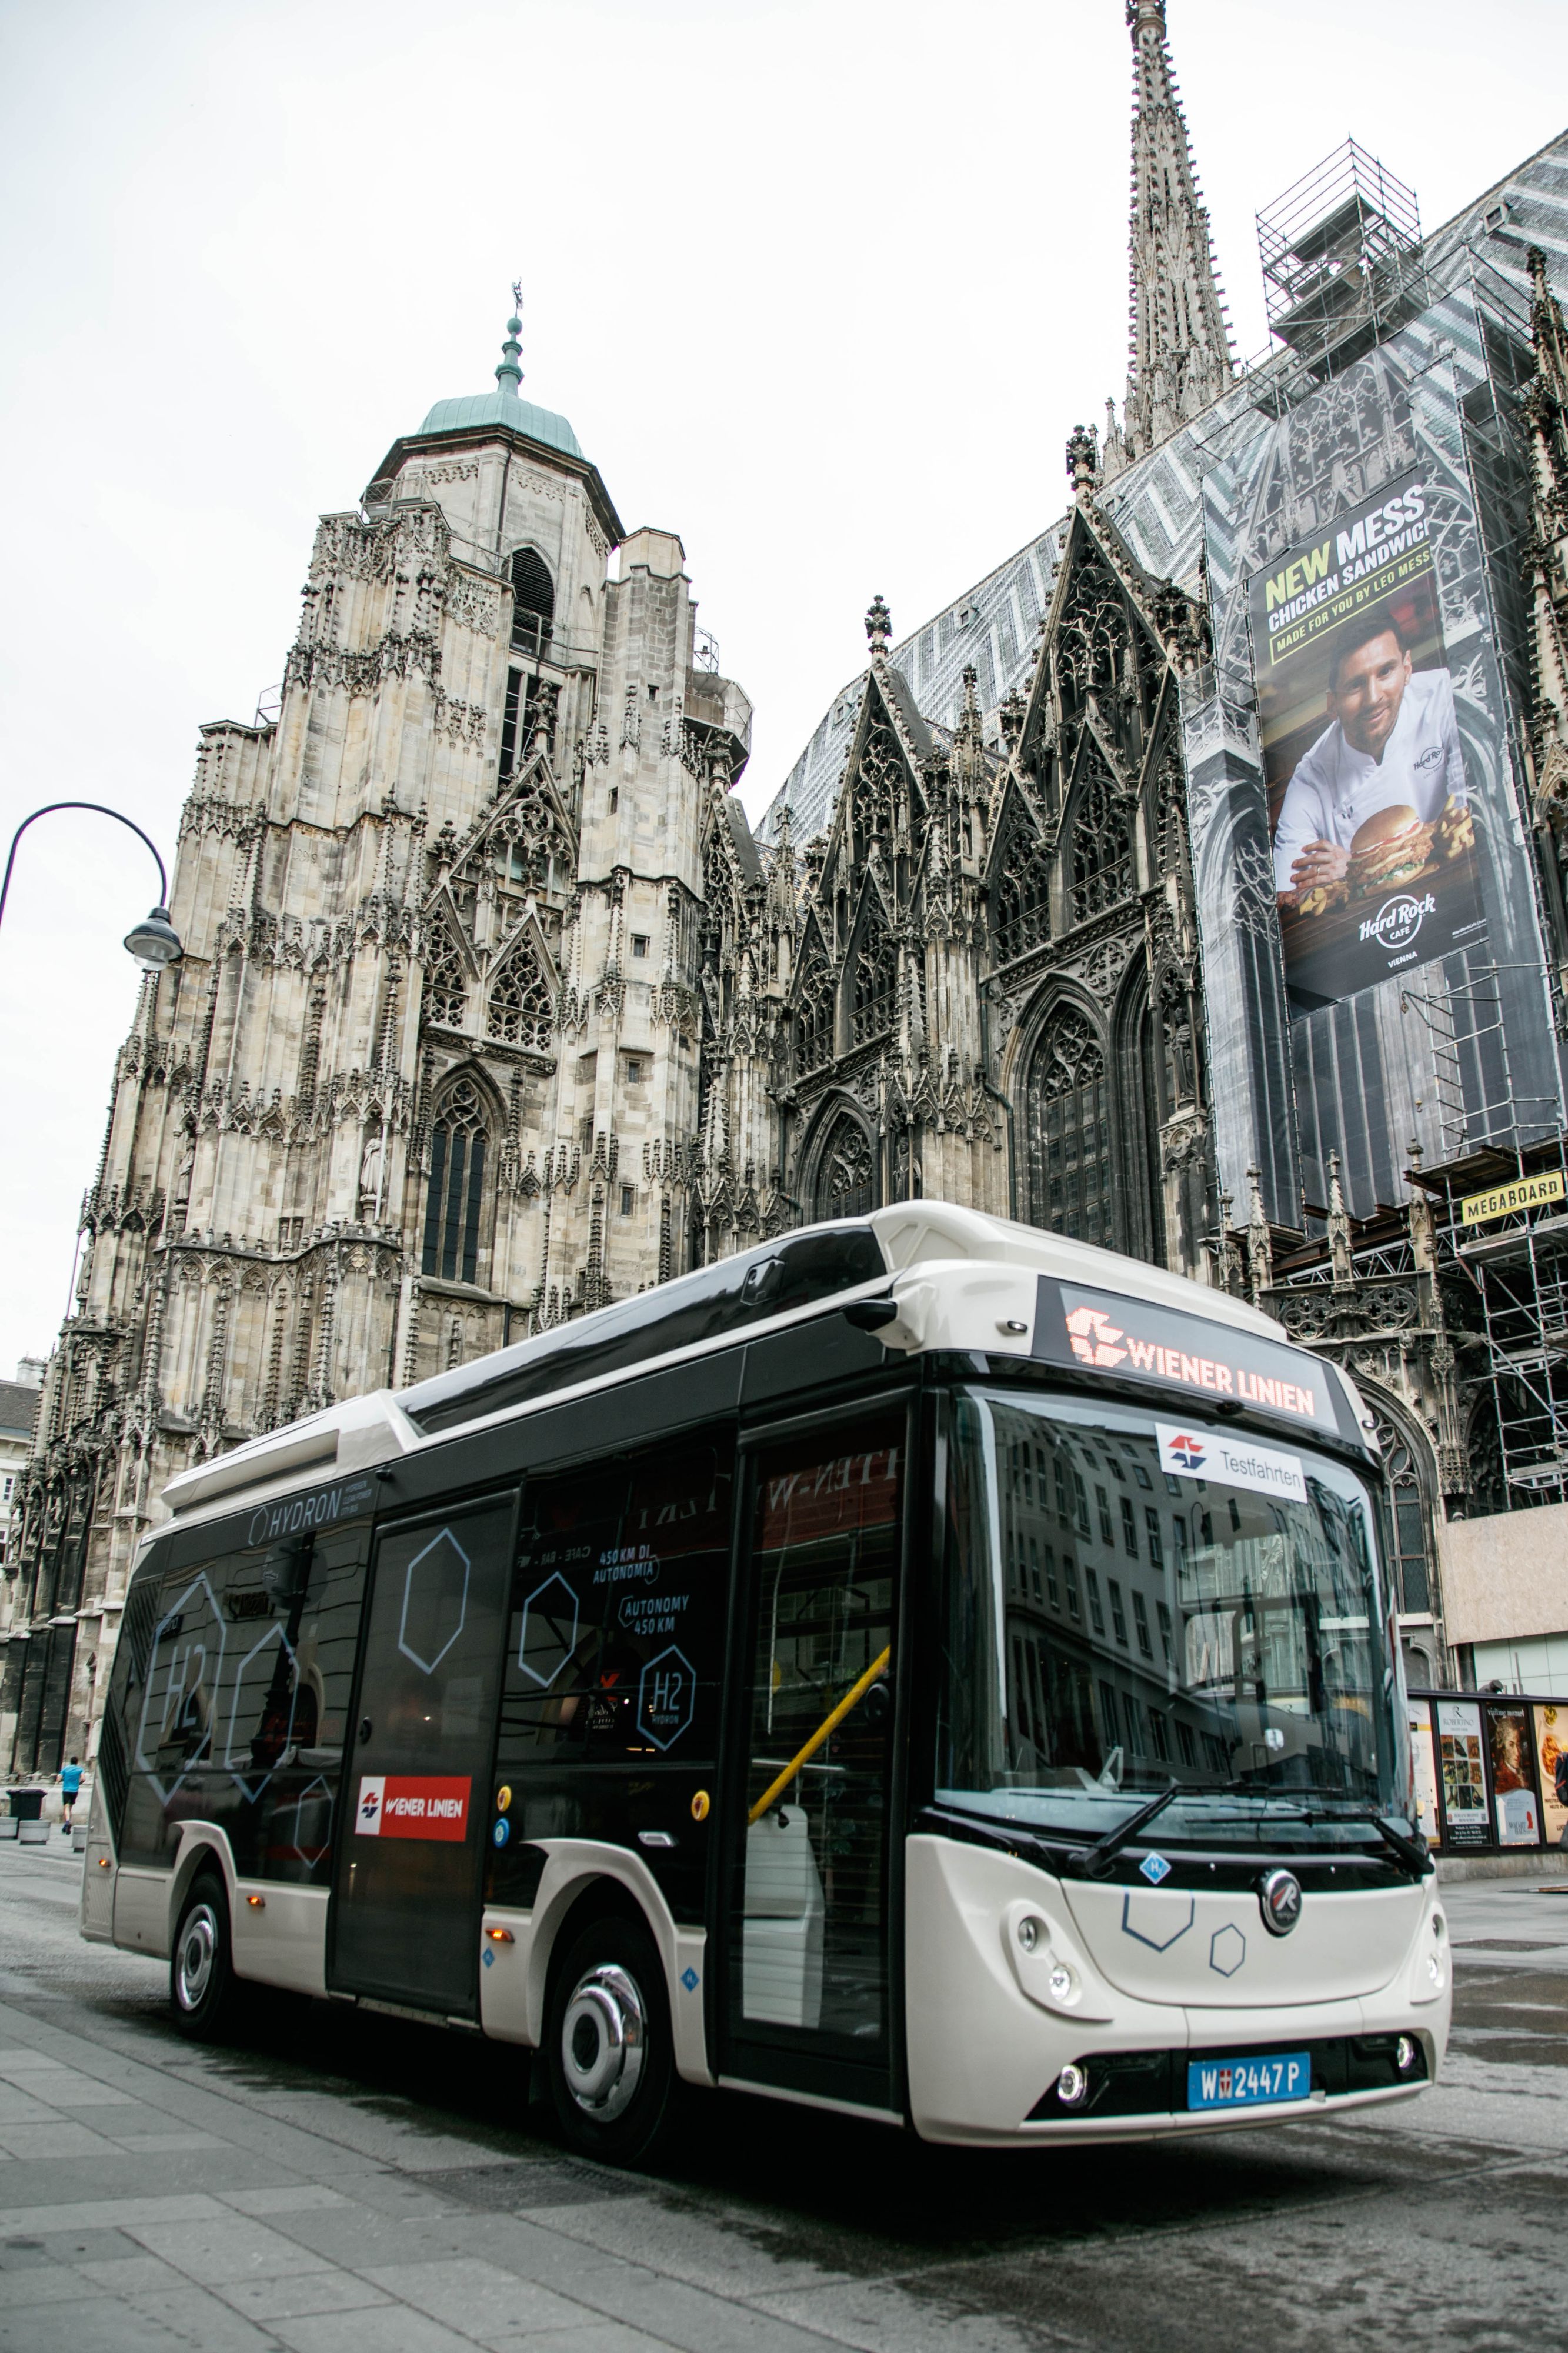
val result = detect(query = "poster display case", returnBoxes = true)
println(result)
[1409,1690,1567,1852]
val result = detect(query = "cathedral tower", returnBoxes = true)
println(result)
[1103,0,1235,476]
[6,314,751,1772]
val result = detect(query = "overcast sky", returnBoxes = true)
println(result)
[2,0,1564,1378]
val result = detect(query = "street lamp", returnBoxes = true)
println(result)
[0,802,182,969]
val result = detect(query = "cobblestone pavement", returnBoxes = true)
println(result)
[0,1844,1562,2352]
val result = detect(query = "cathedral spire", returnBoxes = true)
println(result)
[495,284,524,394]
[1104,1,1233,478]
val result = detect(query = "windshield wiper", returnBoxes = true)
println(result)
[1074,1779,1180,1879]
[1302,1808,1432,1876]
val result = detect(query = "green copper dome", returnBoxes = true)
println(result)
[418,308,582,458]
[417,386,582,456]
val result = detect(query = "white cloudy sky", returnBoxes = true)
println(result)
[1,0,1564,1375]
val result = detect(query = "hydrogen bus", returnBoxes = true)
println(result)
[82,1202,1449,2158]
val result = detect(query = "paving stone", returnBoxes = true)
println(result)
[126,2214,339,2286]
[358,2255,604,2341]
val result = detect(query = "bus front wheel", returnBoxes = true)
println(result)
[171,1870,241,2041]
[545,1915,677,2164]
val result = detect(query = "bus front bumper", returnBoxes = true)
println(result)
[904,1834,1451,2147]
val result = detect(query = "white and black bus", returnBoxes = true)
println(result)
[82,1203,1449,2157]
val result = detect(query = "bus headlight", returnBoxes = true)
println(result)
[1002,1899,1109,2020]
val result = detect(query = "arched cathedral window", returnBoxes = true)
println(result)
[421,1078,489,1284]
[1376,1416,1432,1616]
[1026,1006,1112,1248]
[796,955,835,1076]
[486,941,552,1050]
[1069,765,1133,926]
[509,546,555,657]
[425,926,468,1030]
[816,1114,874,1220]
[851,922,897,1046]
[994,828,1052,963]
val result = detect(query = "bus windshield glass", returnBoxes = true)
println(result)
[936,1385,1410,1852]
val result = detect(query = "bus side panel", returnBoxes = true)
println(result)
[231,1880,329,1995]
[113,1867,175,1959]
[80,1780,116,1942]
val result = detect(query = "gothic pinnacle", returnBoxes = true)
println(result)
[865,594,892,657]
[1066,423,1099,492]
[1117,0,1233,468]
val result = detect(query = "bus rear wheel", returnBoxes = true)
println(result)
[171,1870,241,2042]
[545,1915,677,2165]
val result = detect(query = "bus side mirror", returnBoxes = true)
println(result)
[842,1299,899,1332]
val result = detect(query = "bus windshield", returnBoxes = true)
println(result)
[936,1385,1411,1853]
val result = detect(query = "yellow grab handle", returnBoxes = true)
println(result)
[748,1645,892,1825]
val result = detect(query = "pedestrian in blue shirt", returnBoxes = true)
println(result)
[60,1757,82,1833]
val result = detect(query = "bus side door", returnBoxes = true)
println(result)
[329,1491,517,2021]
[722,1406,908,2116]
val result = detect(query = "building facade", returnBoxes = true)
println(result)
[12,1,1568,1766]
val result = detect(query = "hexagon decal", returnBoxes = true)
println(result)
[222,1621,299,1800]
[280,1774,333,1873]
[518,1572,579,1688]
[638,1645,696,1751]
[135,1573,226,1804]
[1120,1890,1195,1951]
[399,1527,471,1674]
[1209,1923,1247,1978]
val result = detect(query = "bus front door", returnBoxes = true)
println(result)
[725,1409,906,2115]
[329,1493,516,2021]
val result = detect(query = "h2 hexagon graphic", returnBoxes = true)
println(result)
[1120,1890,1195,1952]
[398,1527,471,1675]
[638,1645,696,1751]
[280,1774,333,1874]
[222,1621,299,1801]
[1209,1923,1247,1978]
[518,1572,579,1688]
[135,1574,227,1805]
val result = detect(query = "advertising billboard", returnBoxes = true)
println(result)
[1436,1698,1490,1848]
[1407,1698,1440,1844]
[1248,471,1487,1018]
[1534,1702,1568,1848]
[1486,1702,1541,1845]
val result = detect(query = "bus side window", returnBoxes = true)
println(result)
[115,1521,369,1881]
[498,1431,734,1766]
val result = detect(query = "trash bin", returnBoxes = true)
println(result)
[6,1791,44,1822]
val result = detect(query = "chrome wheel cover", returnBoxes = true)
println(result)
[175,1901,219,2012]
[560,1962,646,2120]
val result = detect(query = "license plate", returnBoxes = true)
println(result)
[1187,2051,1311,2111]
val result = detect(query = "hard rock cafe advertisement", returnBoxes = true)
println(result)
[1247,471,1487,1018]
[1435,1697,1490,1849]
[1533,1702,1568,1848]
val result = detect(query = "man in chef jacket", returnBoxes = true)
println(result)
[1272,605,1467,896]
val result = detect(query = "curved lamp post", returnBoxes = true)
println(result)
[0,802,182,969]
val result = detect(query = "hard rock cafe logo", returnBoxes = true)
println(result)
[1065,1305,1129,1368]
[1359,891,1435,949]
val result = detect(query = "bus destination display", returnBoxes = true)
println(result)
[1032,1277,1357,1439]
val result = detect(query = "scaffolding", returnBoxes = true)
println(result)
[1256,141,1427,383]
[1419,1134,1568,1507]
